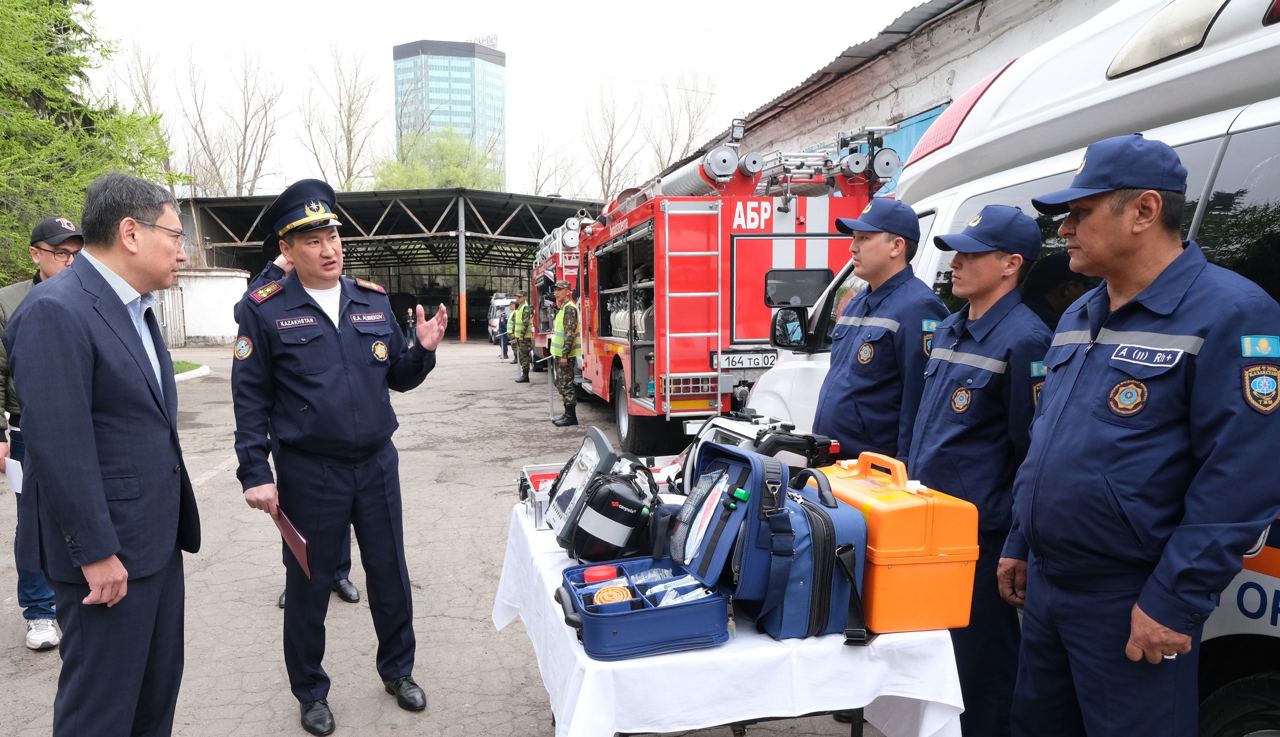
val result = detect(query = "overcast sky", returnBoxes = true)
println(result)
[87,0,919,197]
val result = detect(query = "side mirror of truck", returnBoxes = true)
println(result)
[772,307,810,349]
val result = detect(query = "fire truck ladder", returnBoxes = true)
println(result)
[661,200,726,419]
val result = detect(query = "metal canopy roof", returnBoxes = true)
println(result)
[184,188,600,270]
[662,0,980,177]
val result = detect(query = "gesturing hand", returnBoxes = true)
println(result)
[415,304,448,351]
[82,555,129,607]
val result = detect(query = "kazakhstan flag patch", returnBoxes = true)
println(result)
[1242,335,1280,358]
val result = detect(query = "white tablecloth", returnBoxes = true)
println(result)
[493,504,964,737]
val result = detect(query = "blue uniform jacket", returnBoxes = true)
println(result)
[908,290,1051,537]
[232,274,435,490]
[1003,243,1280,633]
[813,266,948,464]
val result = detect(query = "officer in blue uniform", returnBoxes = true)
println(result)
[997,134,1280,737]
[908,205,1051,737]
[240,256,360,610]
[812,198,947,463]
[232,179,448,736]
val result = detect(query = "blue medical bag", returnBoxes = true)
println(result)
[669,442,788,600]
[749,469,871,644]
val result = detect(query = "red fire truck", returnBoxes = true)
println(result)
[550,133,901,452]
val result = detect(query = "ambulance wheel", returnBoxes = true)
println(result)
[1200,672,1280,737]
[613,367,660,455]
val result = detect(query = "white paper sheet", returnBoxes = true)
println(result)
[5,458,22,495]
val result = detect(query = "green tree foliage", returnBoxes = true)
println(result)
[372,130,502,191]
[0,0,171,283]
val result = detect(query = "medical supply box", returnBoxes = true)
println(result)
[817,452,979,633]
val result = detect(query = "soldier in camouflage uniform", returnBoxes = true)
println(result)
[549,280,580,426]
[510,292,533,383]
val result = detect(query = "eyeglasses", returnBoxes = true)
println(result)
[134,219,190,248]
[32,245,81,262]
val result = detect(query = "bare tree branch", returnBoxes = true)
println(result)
[299,48,377,190]
[642,72,716,173]
[585,89,641,200]
[179,54,279,197]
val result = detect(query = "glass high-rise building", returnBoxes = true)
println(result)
[393,40,507,186]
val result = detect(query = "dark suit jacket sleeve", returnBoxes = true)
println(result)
[231,303,276,490]
[6,298,119,566]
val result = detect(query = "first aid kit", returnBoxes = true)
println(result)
[555,554,731,660]
[817,453,979,633]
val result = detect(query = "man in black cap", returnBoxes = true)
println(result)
[1020,252,1097,330]
[999,134,1280,737]
[0,216,82,651]
[231,179,447,735]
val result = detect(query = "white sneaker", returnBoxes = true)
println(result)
[25,618,59,651]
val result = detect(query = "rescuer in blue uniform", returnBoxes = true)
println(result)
[997,134,1280,737]
[239,256,361,610]
[907,205,1051,737]
[812,198,947,463]
[232,179,448,736]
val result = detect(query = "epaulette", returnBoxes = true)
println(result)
[355,278,386,294]
[249,281,283,304]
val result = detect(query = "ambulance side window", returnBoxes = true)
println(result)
[1194,124,1280,302]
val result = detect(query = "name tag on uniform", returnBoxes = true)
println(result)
[276,316,318,330]
[1111,344,1182,368]
[349,312,387,324]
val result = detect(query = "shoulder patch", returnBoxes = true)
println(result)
[922,319,939,333]
[1242,335,1280,358]
[1244,364,1280,414]
[355,278,386,294]
[249,281,282,304]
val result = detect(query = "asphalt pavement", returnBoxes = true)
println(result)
[0,339,876,737]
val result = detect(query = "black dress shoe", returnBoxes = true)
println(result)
[278,590,286,609]
[332,578,359,603]
[300,700,335,736]
[384,676,427,712]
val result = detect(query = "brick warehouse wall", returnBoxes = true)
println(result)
[737,0,1115,155]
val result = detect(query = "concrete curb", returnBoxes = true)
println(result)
[175,365,211,382]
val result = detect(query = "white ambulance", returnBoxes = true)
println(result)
[753,1,1280,731]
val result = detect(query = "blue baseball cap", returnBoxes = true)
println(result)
[934,204,1042,262]
[835,198,920,243]
[1031,133,1188,215]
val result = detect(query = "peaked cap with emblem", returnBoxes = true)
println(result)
[260,179,344,257]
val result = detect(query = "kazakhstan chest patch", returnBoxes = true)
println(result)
[951,386,971,414]
[1108,379,1148,417]
[276,316,318,331]
[1243,364,1280,414]
[857,342,875,365]
[372,340,389,362]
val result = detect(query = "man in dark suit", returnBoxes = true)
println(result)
[3,173,201,737]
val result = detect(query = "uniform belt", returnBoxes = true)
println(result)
[277,438,390,465]
[1033,561,1150,592]
[8,413,19,428]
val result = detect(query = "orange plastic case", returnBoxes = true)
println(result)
[815,453,979,633]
